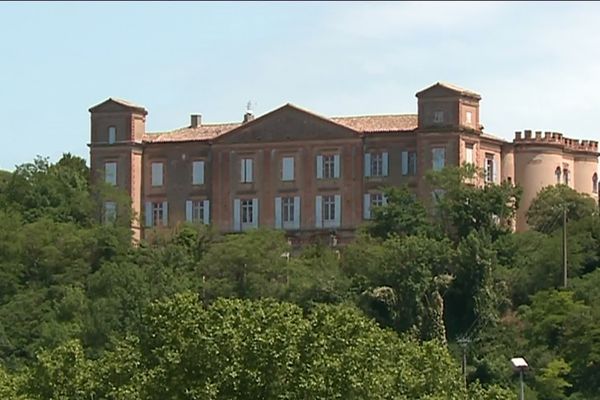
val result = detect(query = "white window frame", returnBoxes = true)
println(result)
[282,196,294,224]
[465,144,474,165]
[484,155,495,183]
[104,162,117,186]
[192,160,205,185]
[152,202,165,226]
[151,162,164,187]
[433,110,444,124]
[282,157,295,181]
[241,158,253,183]
[323,195,336,223]
[241,199,254,225]
[323,155,335,179]
[108,126,116,144]
[432,147,446,171]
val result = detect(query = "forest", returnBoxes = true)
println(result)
[0,154,598,399]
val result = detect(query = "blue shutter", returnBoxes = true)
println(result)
[334,195,341,227]
[493,159,498,183]
[293,196,300,230]
[247,159,253,183]
[364,153,371,177]
[145,201,153,227]
[275,197,282,229]
[240,159,245,183]
[203,200,210,224]
[363,193,371,220]
[252,198,258,228]
[382,152,389,176]
[315,195,323,228]
[316,155,323,179]
[162,201,168,226]
[185,200,193,222]
[233,199,241,231]
[401,151,409,175]
[333,154,340,178]
[193,161,205,185]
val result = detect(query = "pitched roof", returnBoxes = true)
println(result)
[143,122,241,143]
[89,97,147,113]
[416,82,481,100]
[331,114,417,133]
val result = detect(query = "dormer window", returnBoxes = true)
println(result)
[433,111,444,124]
[108,126,116,144]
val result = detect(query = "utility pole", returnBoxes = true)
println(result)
[457,336,471,387]
[563,207,568,289]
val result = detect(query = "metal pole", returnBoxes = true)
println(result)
[563,207,567,289]
[519,369,525,400]
[462,346,467,387]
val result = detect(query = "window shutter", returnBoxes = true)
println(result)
[275,197,282,229]
[152,163,163,186]
[293,196,300,230]
[282,157,294,181]
[315,195,323,228]
[334,195,341,227]
[316,155,323,179]
[162,201,168,226]
[401,151,409,175]
[382,152,389,176]
[203,200,210,224]
[364,153,371,177]
[252,198,259,228]
[363,193,371,220]
[185,200,193,222]
[493,159,498,183]
[240,159,246,183]
[247,159,253,183]
[333,154,340,178]
[233,199,241,231]
[145,202,153,227]
[193,161,205,185]
[412,153,417,175]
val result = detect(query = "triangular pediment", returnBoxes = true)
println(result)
[214,104,359,144]
[89,98,147,114]
[416,82,481,100]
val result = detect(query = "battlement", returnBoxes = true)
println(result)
[514,130,599,153]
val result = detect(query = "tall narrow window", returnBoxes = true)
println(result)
[323,195,336,223]
[555,167,562,184]
[282,157,294,181]
[282,197,294,223]
[151,162,164,187]
[241,158,253,183]
[323,155,335,179]
[485,155,495,183]
[563,169,570,186]
[409,151,417,176]
[152,202,165,226]
[593,173,598,194]
[241,199,254,225]
[465,144,474,165]
[104,201,117,223]
[192,161,205,185]
[104,162,117,186]
[108,126,116,144]
[432,148,445,171]
[466,111,473,125]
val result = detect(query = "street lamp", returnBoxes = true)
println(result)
[510,357,528,400]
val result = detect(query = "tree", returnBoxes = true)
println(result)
[527,185,597,233]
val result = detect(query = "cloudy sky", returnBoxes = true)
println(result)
[1,1,599,170]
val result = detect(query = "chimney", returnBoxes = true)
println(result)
[190,114,202,128]
[243,111,254,123]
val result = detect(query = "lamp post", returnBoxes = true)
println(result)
[510,357,528,400]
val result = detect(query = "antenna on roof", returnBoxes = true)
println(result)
[246,100,253,114]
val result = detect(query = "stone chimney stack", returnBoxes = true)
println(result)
[190,114,202,128]
[243,101,255,123]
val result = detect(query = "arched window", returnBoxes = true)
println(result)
[555,166,562,184]
[563,168,570,186]
[593,173,598,194]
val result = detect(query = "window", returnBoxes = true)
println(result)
[104,201,116,224]
[323,155,335,179]
[563,169,570,186]
[275,196,300,230]
[593,173,598,194]
[401,151,417,176]
[323,195,336,223]
[144,201,168,227]
[432,147,446,171]
[555,167,562,184]
[466,111,472,125]
[282,157,294,181]
[365,152,388,177]
[108,126,116,144]
[465,144,474,165]
[192,161,205,185]
[363,192,387,220]
[241,158,253,183]
[371,193,384,208]
[241,199,254,225]
[317,153,340,179]
[104,162,117,186]
[484,155,495,183]
[280,197,294,224]
[151,162,164,187]
[433,110,444,123]
[186,200,209,224]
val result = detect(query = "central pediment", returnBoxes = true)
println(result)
[213,104,359,144]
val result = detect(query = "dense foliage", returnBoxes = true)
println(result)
[0,155,598,399]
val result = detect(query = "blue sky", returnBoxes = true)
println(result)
[1,1,599,170]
